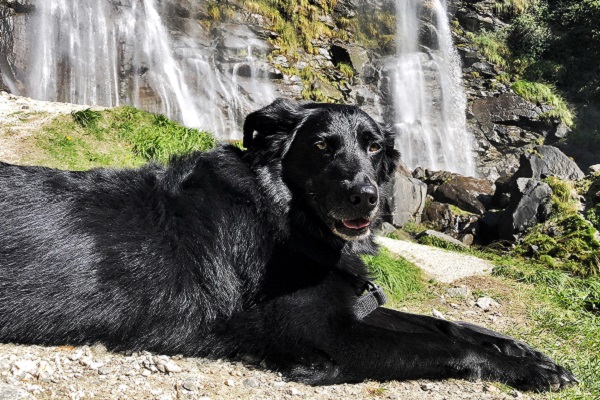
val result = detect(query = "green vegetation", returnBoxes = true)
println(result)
[71,108,102,129]
[513,177,599,277]
[362,248,423,305]
[242,0,346,56]
[34,107,216,170]
[512,80,574,126]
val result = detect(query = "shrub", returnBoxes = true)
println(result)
[512,80,574,126]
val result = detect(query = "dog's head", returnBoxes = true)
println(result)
[244,99,399,241]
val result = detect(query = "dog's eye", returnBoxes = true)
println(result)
[314,141,328,151]
[368,143,382,153]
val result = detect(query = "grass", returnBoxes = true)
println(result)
[33,106,216,170]
[512,80,575,127]
[362,248,424,305]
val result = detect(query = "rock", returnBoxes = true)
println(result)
[154,357,182,374]
[498,178,553,241]
[476,296,499,310]
[0,384,31,400]
[588,164,600,175]
[225,379,235,386]
[375,222,396,236]
[11,360,37,376]
[420,382,435,391]
[446,286,471,298]
[412,166,426,180]
[243,378,260,388]
[396,159,412,177]
[516,146,585,181]
[289,388,301,396]
[431,309,446,319]
[415,230,469,249]
[422,202,453,231]
[390,174,427,226]
[432,175,495,215]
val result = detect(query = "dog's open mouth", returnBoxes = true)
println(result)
[342,218,371,230]
[332,218,372,239]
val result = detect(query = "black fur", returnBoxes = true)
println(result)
[0,99,575,391]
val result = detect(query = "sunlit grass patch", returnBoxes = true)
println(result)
[362,248,424,305]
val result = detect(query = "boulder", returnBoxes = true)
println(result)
[390,174,427,227]
[432,176,495,215]
[516,145,585,181]
[498,178,553,241]
[588,164,600,175]
[422,201,453,231]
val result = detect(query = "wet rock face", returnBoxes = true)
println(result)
[390,174,428,227]
[433,175,495,215]
[498,178,553,241]
[514,145,585,182]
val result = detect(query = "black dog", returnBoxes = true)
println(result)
[0,99,575,391]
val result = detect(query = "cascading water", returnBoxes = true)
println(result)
[389,0,476,176]
[23,0,275,138]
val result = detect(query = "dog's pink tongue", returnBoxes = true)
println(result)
[343,218,371,230]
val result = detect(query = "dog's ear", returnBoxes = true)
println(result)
[378,124,400,183]
[243,98,305,151]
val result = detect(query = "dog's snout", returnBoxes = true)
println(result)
[348,184,378,210]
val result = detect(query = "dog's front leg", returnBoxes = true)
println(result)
[317,311,576,392]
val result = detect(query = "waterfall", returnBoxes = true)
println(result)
[390,0,476,176]
[23,0,275,138]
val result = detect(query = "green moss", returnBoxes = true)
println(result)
[361,248,423,305]
[337,62,354,79]
[243,0,347,57]
[449,205,472,216]
[544,176,578,214]
[471,30,511,70]
[512,80,574,127]
[494,0,537,16]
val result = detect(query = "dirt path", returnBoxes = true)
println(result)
[0,93,540,400]
[376,236,494,282]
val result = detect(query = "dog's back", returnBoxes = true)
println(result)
[0,147,271,354]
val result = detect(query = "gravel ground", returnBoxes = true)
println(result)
[376,236,494,283]
[0,91,99,164]
[0,93,536,400]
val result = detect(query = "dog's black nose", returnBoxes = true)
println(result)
[348,184,378,210]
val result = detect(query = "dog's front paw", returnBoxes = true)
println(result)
[485,356,577,392]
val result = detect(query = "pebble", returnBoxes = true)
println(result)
[420,382,435,391]
[0,383,31,399]
[431,309,446,319]
[476,296,499,311]
[446,286,471,298]
[243,378,260,388]
[224,379,235,386]
[289,387,301,395]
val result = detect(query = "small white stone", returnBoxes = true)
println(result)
[289,388,301,396]
[225,379,235,386]
[431,309,446,319]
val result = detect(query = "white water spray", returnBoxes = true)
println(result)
[391,0,476,176]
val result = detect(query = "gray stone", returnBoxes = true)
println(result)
[243,378,260,388]
[498,178,553,241]
[415,230,469,249]
[0,384,31,400]
[588,164,600,175]
[516,146,585,181]
[391,174,427,227]
[476,296,499,310]
[446,286,472,298]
